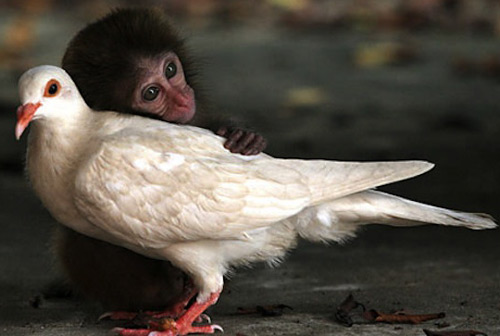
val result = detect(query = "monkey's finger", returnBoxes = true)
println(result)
[231,132,257,154]
[216,126,229,137]
[256,136,267,152]
[242,139,262,155]
[243,136,267,155]
[223,129,245,151]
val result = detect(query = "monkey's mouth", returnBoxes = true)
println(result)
[170,99,196,124]
[168,86,196,124]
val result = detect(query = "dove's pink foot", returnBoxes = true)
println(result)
[111,292,222,336]
[101,280,197,322]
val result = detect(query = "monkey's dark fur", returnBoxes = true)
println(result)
[52,226,186,310]
[63,8,195,114]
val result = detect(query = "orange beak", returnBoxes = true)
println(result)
[15,102,41,140]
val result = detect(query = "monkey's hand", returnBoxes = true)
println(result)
[216,126,267,156]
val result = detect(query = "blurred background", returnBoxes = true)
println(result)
[1,1,499,335]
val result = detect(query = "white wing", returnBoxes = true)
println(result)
[73,120,433,248]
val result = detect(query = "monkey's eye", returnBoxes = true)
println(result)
[165,62,177,79]
[143,86,160,101]
[43,79,61,97]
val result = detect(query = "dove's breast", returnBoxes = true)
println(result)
[26,119,126,245]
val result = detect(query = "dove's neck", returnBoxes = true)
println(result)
[26,105,96,225]
[28,104,94,161]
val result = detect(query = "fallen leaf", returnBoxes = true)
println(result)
[423,329,487,336]
[335,294,447,327]
[363,309,445,324]
[335,294,364,327]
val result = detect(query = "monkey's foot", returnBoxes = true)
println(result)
[100,311,143,321]
[110,292,221,336]
[101,281,198,322]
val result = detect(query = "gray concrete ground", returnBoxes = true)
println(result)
[1,20,500,336]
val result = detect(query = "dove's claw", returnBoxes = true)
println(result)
[108,291,221,336]
[198,314,211,324]
[101,279,198,325]
[110,322,221,336]
[212,325,223,333]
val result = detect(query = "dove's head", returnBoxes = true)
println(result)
[15,65,86,140]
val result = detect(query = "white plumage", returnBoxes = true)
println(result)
[16,65,496,335]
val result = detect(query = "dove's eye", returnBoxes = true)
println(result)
[44,79,60,98]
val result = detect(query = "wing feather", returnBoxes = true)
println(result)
[74,131,311,247]
[73,119,433,248]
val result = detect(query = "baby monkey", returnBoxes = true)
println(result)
[54,7,267,312]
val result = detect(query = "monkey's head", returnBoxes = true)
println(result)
[62,8,196,124]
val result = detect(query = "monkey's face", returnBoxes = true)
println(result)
[131,52,195,124]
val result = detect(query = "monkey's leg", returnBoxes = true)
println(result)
[111,292,222,336]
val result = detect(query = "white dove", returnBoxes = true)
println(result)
[16,65,495,336]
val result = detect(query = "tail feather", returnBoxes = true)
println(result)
[344,190,496,230]
[295,190,496,243]
[288,159,435,205]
